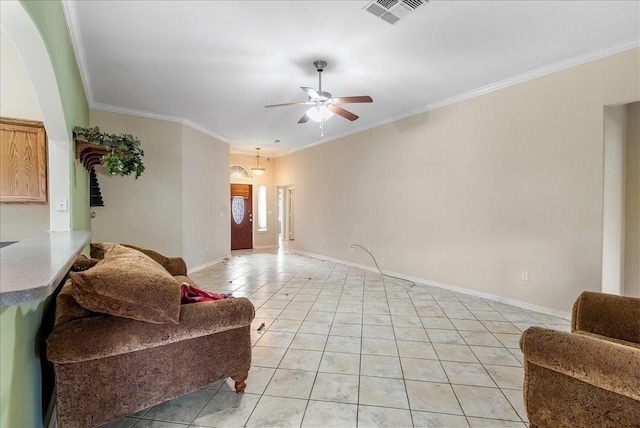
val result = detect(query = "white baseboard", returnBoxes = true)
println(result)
[188,256,230,274]
[295,250,571,320]
[253,245,278,250]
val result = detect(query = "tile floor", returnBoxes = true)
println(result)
[102,247,570,428]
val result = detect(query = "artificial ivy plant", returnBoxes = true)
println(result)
[73,126,145,179]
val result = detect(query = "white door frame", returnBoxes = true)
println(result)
[277,185,295,241]
[601,104,627,295]
[287,187,295,240]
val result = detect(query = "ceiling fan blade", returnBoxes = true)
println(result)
[265,101,308,108]
[298,113,310,124]
[301,87,320,99]
[328,105,359,121]
[332,96,373,104]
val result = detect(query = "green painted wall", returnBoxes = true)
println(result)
[0,2,90,427]
[0,298,52,428]
[20,0,91,232]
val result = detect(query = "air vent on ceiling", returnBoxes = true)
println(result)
[363,0,427,25]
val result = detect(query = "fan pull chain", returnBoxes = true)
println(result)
[320,120,324,137]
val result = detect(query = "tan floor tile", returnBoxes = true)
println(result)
[357,405,413,427]
[411,411,470,427]
[325,335,361,354]
[245,396,307,427]
[319,351,361,375]
[433,343,479,363]
[401,357,448,382]
[289,333,328,351]
[359,376,409,409]
[395,341,437,360]
[441,361,496,387]
[484,365,524,390]
[279,349,323,371]
[302,401,357,428]
[264,369,316,399]
[470,346,522,367]
[405,380,463,414]
[361,337,398,356]
[360,355,403,378]
[452,385,520,421]
[310,373,359,404]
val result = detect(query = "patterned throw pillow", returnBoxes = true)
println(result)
[70,244,181,324]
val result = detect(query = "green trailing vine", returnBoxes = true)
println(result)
[73,126,145,179]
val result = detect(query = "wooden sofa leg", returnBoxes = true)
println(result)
[232,372,248,393]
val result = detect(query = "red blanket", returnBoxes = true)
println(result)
[180,283,232,303]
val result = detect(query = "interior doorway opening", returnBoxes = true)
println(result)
[277,185,295,244]
[602,102,640,297]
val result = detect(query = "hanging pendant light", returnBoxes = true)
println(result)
[251,148,265,176]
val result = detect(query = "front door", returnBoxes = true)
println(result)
[230,184,252,250]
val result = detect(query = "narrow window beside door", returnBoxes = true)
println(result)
[258,184,267,232]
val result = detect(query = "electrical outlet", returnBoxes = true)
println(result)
[55,198,68,212]
[205,245,209,252]
[521,272,528,281]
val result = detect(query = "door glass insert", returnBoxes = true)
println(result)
[232,196,245,224]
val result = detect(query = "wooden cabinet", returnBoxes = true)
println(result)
[0,117,48,204]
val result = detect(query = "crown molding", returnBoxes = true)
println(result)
[353,39,640,136]
[90,102,232,145]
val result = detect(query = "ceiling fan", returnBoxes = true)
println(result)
[265,60,373,134]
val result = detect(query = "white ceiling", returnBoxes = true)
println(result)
[64,1,639,157]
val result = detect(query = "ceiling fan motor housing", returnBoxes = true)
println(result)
[314,60,327,71]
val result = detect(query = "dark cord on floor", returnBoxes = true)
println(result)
[350,244,415,287]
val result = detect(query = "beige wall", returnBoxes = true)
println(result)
[275,48,640,314]
[181,125,230,269]
[625,102,640,297]
[89,110,183,256]
[230,153,278,248]
[89,109,232,268]
[0,28,49,241]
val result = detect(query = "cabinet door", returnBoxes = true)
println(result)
[0,118,48,204]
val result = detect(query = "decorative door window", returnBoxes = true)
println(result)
[230,165,250,178]
[232,196,245,224]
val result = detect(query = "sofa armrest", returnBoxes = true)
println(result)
[572,291,640,343]
[121,244,187,276]
[164,257,187,276]
[520,326,640,401]
[47,297,255,364]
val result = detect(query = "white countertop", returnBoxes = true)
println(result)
[0,231,92,306]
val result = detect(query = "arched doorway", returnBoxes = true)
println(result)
[1,1,72,233]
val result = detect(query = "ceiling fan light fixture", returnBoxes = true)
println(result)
[251,148,265,176]
[306,105,334,122]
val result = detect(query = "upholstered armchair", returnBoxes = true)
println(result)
[520,291,640,428]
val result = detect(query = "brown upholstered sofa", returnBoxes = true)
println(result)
[520,291,640,428]
[47,243,255,428]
